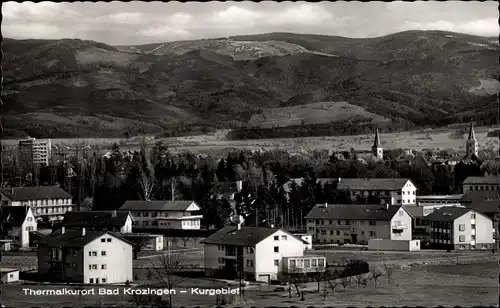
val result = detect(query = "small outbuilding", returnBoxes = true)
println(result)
[0,268,20,284]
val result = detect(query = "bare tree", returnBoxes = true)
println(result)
[148,252,187,308]
[384,264,394,284]
[180,236,191,248]
[370,264,386,288]
[127,236,152,259]
[340,276,350,293]
[286,266,308,298]
[137,136,155,201]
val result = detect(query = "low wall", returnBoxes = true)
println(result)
[368,239,421,251]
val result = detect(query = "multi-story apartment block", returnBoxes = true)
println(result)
[0,186,74,222]
[201,226,318,283]
[336,178,417,205]
[0,206,37,248]
[462,175,500,193]
[426,207,494,250]
[416,194,464,207]
[18,137,52,171]
[305,203,413,245]
[61,211,133,233]
[36,228,133,284]
[119,200,202,229]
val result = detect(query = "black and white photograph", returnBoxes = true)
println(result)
[0,0,499,307]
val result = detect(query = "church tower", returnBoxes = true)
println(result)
[372,129,383,160]
[466,123,478,157]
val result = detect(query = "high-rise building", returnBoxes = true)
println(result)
[18,137,51,173]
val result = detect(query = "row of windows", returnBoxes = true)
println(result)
[89,278,107,283]
[314,230,377,237]
[89,250,107,257]
[289,258,325,268]
[465,185,500,191]
[135,220,199,226]
[310,220,377,226]
[23,199,72,206]
[217,245,253,254]
[274,235,288,241]
[89,264,107,270]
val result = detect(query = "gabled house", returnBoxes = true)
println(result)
[0,206,37,248]
[210,180,243,200]
[36,228,133,284]
[0,186,74,222]
[200,226,322,283]
[305,203,413,245]
[336,178,417,205]
[119,200,202,229]
[425,207,493,250]
[62,211,133,233]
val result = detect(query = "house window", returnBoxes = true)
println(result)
[318,259,325,267]
[459,235,465,242]
[107,238,111,242]
[89,264,98,270]
[89,251,97,257]
[218,245,224,251]
[330,230,334,235]
[471,235,476,240]
[282,235,287,240]
[90,278,94,283]
[336,231,340,235]
[369,231,376,236]
[471,213,476,219]
[101,251,106,256]
[304,259,310,268]
[311,259,317,267]
[337,220,342,225]
[459,224,465,231]
[102,278,107,283]
[101,264,107,270]
[274,260,279,266]
[274,247,279,253]
[274,236,279,241]
[101,238,106,243]
[399,211,404,216]
[218,258,224,264]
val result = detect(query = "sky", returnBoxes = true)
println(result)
[2,1,498,46]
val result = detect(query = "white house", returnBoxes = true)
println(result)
[0,186,74,222]
[305,203,413,245]
[62,210,133,233]
[36,228,133,284]
[1,206,37,248]
[293,234,312,250]
[201,226,316,283]
[426,207,494,250]
[119,200,202,230]
[0,268,20,283]
[462,176,500,193]
[336,178,417,205]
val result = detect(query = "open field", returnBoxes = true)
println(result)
[247,101,391,129]
[2,124,498,155]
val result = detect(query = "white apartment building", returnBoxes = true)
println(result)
[62,211,133,233]
[119,200,202,229]
[0,206,37,248]
[337,178,417,205]
[305,203,413,245]
[0,186,74,222]
[462,176,500,193]
[37,228,133,284]
[201,226,319,283]
[18,137,52,167]
[426,207,494,250]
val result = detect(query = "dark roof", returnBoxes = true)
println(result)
[465,199,499,214]
[62,211,130,228]
[0,206,29,226]
[373,129,380,148]
[305,204,404,221]
[36,229,130,248]
[337,178,412,191]
[460,190,500,203]
[425,207,472,222]
[201,226,280,246]
[210,181,241,196]
[119,200,197,211]
[0,186,72,201]
[463,176,500,185]
[468,123,476,140]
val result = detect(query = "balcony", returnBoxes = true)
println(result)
[392,224,408,230]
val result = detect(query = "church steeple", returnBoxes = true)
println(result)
[466,123,478,157]
[371,129,383,160]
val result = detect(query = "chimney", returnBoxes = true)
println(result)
[61,226,65,234]
[82,228,86,236]
[236,180,243,192]
[111,210,117,218]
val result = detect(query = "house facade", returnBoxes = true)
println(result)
[37,228,133,284]
[0,186,74,222]
[201,226,311,283]
[119,200,202,229]
[305,204,413,245]
[426,207,494,250]
[336,178,417,205]
[62,211,133,233]
[1,206,37,248]
[462,176,500,193]
[416,194,464,207]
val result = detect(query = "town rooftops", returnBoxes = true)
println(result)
[305,204,405,221]
[36,229,130,248]
[0,206,30,226]
[119,200,199,212]
[62,211,130,228]
[463,176,500,185]
[425,207,472,222]
[460,190,500,203]
[0,186,72,201]
[464,199,499,214]
[201,226,298,246]
[336,178,412,191]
